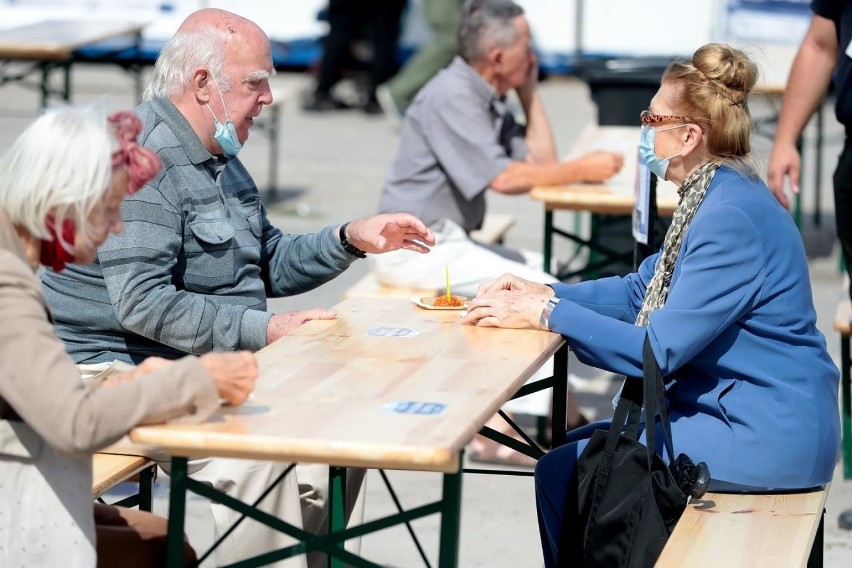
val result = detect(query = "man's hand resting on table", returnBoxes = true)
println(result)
[266,309,337,345]
[573,151,625,182]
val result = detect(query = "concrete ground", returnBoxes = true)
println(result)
[2,63,850,566]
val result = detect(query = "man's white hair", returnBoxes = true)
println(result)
[0,106,114,248]
[143,26,233,101]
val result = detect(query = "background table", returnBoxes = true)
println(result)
[131,296,567,567]
[0,20,145,108]
[530,125,679,279]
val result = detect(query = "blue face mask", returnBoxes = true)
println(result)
[639,124,685,180]
[206,73,242,158]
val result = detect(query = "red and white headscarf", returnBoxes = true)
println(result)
[107,111,161,194]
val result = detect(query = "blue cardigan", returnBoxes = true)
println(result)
[549,167,840,488]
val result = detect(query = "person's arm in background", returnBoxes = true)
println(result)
[767,13,838,208]
[491,56,623,193]
[516,54,558,165]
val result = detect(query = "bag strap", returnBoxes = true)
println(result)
[643,335,676,464]
[604,378,642,455]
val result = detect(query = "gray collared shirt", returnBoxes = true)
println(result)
[41,97,356,363]
[378,56,527,232]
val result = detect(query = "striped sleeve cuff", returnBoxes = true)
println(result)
[240,309,273,352]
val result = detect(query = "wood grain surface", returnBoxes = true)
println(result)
[131,297,563,473]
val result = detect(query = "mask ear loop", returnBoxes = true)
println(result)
[206,70,231,123]
[656,123,689,160]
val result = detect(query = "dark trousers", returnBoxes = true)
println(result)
[315,0,406,102]
[534,420,611,567]
[95,503,196,567]
[834,138,852,301]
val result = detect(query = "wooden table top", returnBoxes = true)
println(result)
[530,125,680,216]
[130,297,563,473]
[0,20,145,62]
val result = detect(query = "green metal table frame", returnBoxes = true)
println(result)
[542,210,635,280]
[839,334,852,480]
[163,344,569,567]
[95,462,156,512]
[0,32,143,110]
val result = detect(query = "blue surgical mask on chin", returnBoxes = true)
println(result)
[206,74,242,158]
[639,124,685,180]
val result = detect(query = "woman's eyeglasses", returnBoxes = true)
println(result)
[640,110,690,126]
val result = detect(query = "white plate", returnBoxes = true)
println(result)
[410,296,468,310]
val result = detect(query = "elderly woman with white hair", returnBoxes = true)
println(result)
[0,107,258,567]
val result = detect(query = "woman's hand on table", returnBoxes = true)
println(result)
[463,274,554,329]
[463,289,550,329]
[199,351,258,406]
[475,273,555,297]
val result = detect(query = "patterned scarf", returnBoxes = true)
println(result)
[635,161,719,327]
[612,161,719,409]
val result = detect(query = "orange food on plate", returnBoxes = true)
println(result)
[432,295,465,307]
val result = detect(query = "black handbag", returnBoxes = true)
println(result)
[556,336,710,568]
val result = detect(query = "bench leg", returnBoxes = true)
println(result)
[327,466,347,568]
[138,464,154,512]
[807,509,825,568]
[842,335,851,479]
[438,467,463,568]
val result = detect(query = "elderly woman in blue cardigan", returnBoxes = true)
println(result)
[462,43,840,567]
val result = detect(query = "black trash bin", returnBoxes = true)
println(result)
[576,57,679,276]
[579,56,678,126]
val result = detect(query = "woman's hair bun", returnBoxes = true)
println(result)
[693,43,758,100]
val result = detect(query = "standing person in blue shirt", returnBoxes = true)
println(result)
[463,43,841,565]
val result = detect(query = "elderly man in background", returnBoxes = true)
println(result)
[373,0,622,464]
[41,8,434,567]
[373,0,623,295]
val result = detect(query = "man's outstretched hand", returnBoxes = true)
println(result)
[342,213,436,255]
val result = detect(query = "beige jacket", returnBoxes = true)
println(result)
[0,210,219,567]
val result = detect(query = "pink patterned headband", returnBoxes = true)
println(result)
[108,111,162,194]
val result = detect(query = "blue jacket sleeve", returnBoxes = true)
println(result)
[548,205,764,377]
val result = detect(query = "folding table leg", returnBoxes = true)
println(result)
[438,467,463,568]
[166,457,189,568]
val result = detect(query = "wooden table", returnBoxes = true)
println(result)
[0,20,145,108]
[530,125,680,279]
[130,297,568,567]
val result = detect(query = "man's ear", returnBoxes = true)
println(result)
[488,46,504,71]
[191,68,212,103]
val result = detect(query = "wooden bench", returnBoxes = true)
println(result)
[344,213,516,299]
[92,453,155,512]
[657,487,828,568]
[834,299,852,480]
